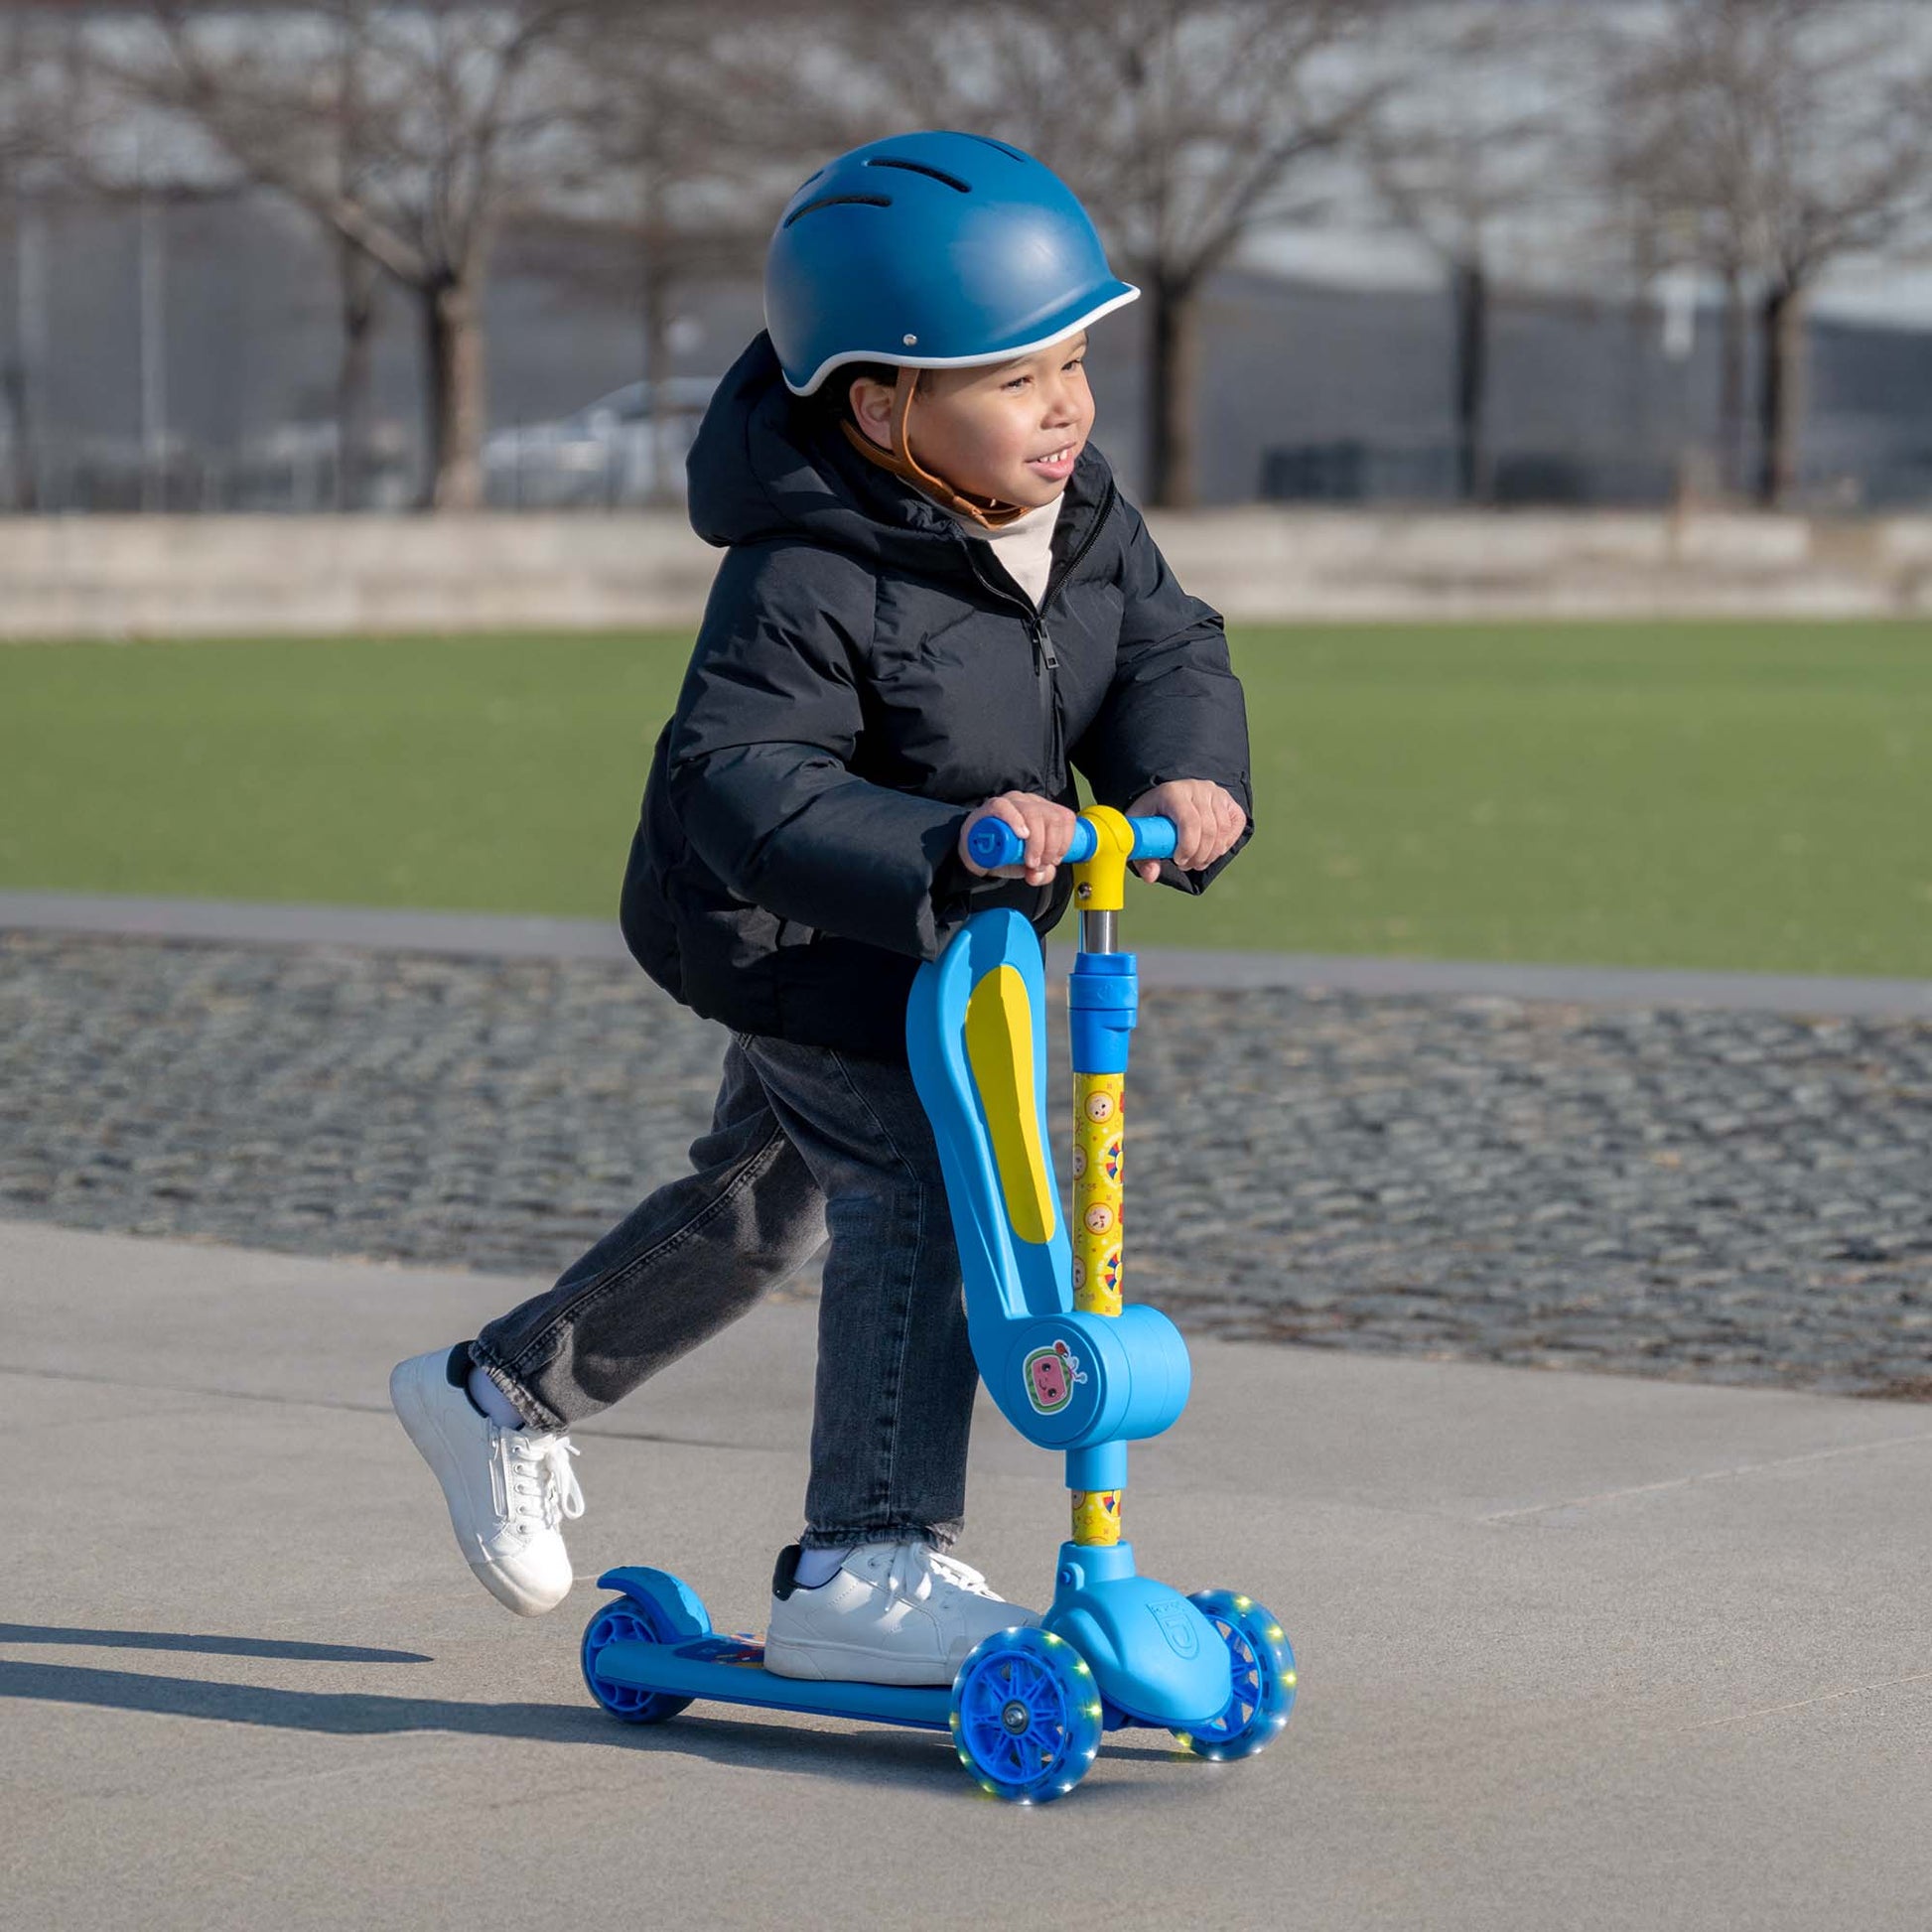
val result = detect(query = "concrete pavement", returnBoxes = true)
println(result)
[5,1214,1929,1930]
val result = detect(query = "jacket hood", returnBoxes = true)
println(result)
[684,330,1115,588]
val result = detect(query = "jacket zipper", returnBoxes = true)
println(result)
[1042,479,1117,614]
[1031,614,1062,794]
[961,481,1118,798]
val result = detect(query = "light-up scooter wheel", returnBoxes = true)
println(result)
[950,1626,1104,1803]
[1173,1589,1296,1761]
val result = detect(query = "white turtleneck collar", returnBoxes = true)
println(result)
[916,485,1065,612]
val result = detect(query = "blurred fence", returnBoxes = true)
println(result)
[1259,440,1932,512]
[0,429,398,515]
[0,392,708,515]
[1259,442,1681,508]
[12,427,1930,520]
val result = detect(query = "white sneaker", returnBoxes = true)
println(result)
[763,1538,1040,1686]
[388,1344,584,1617]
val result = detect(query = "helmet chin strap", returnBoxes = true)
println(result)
[839,365,1035,530]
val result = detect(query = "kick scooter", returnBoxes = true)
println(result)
[578,807,1296,1802]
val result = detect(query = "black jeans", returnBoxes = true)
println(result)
[469,1031,979,1551]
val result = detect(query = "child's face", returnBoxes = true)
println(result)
[849,330,1094,509]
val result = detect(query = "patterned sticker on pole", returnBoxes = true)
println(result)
[1071,1068,1125,1544]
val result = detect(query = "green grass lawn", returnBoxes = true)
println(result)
[2,621,1928,976]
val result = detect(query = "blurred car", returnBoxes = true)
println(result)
[483,375,722,508]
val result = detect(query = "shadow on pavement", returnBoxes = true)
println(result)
[0,1639,1196,1787]
[0,1622,430,1664]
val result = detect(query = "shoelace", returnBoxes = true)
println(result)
[880,1537,1000,1602]
[492,1425,585,1535]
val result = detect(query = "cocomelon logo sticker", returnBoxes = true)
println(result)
[1023,1337,1088,1415]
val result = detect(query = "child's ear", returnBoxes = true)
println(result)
[848,376,896,452]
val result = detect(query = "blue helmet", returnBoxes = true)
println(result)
[764,130,1140,397]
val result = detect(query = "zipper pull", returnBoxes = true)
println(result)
[1035,620,1058,669]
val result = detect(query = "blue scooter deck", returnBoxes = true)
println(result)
[590,1632,956,1730]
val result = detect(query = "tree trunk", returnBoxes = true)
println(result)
[1449,255,1491,505]
[419,272,485,511]
[1718,262,1745,498]
[6,169,44,512]
[1756,280,1806,510]
[641,229,675,507]
[137,189,168,513]
[337,237,377,511]
[1146,272,1200,509]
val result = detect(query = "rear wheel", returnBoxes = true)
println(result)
[581,1595,694,1725]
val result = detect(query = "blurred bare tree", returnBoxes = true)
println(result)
[1360,2,1591,504]
[1,14,45,507]
[329,1,379,509]
[1,8,86,509]
[107,1,593,509]
[1603,0,1932,508]
[0,9,62,169]
[832,0,1391,509]
[13,0,1932,518]
[550,2,805,502]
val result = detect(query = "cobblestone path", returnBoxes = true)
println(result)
[4,932,1928,1400]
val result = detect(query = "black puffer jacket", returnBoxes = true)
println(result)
[619,330,1254,1064]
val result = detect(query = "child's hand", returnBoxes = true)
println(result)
[960,792,1081,887]
[1126,780,1247,884]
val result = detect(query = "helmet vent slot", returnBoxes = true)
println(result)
[865,157,972,193]
[783,193,893,227]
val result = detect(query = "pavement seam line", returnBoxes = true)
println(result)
[7,892,1932,1015]
[1479,1429,1932,1521]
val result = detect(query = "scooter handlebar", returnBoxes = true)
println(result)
[967,812,1177,873]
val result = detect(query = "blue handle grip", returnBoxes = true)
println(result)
[966,813,1177,872]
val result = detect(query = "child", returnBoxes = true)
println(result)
[390,130,1252,1686]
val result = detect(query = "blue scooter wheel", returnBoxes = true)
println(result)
[581,1595,695,1725]
[1173,1590,1297,1761]
[950,1627,1104,1803]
